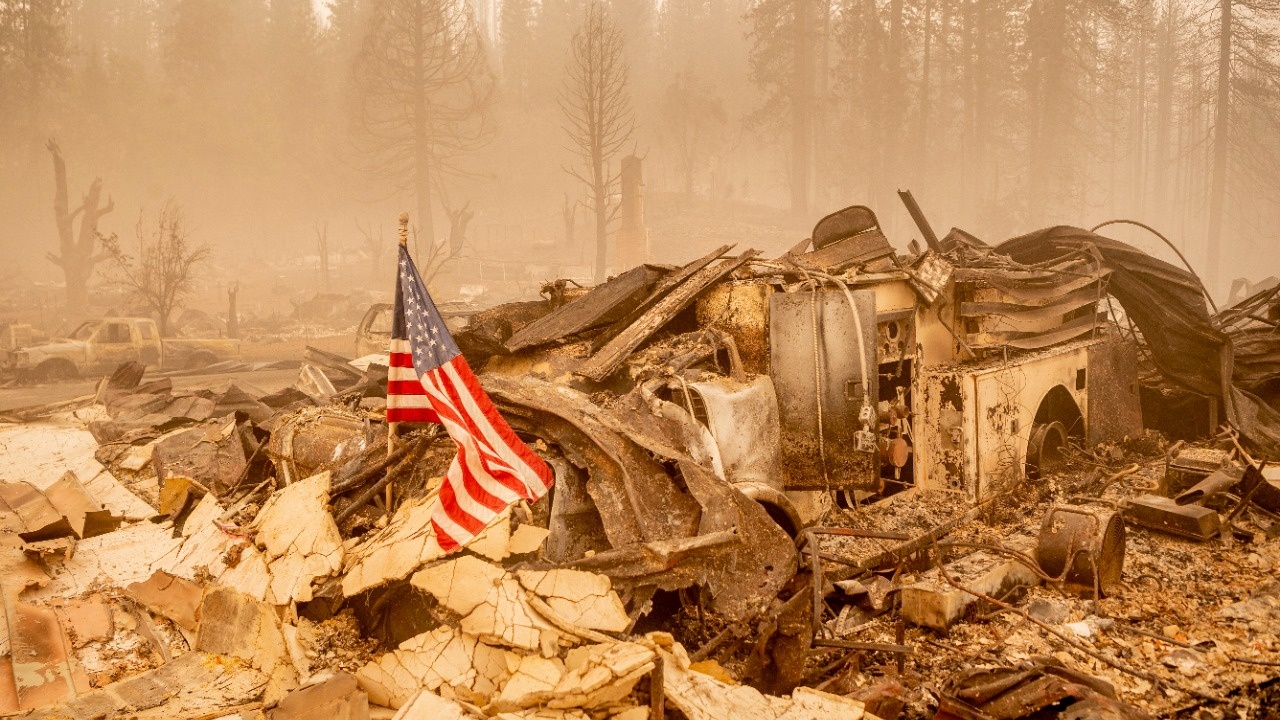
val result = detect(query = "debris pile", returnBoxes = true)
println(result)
[2,204,1280,718]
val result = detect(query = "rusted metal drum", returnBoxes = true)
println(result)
[266,407,370,484]
[1036,505,1126,597]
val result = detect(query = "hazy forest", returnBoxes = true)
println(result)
[3,0,1280,316]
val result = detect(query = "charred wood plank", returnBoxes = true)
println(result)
[588,244,733,354]
[504,264,668,352]
[579,249,760,381]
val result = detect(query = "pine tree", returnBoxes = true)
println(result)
[350,0,496,248]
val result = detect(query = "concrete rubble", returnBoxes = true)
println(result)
[3,205,1280,718]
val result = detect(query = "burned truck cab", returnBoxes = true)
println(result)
[696,206,1143,521]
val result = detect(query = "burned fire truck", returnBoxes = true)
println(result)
[465,203,1144,549]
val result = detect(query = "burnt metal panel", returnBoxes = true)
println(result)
[769,290,878,490]
[917,370,971,495]
[1085,336,1143,446]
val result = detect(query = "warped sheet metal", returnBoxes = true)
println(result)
[483,375,702,548]
[964,312,1103,350]
[484,374,796,622]
[955,257,1106,352]
[0,473,121,542]
[993,226,1280,459]
[995,226,1225,399]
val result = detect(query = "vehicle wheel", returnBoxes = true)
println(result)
[187,351,217,370]
[1026,420,1069,479]
[34,359,78,383]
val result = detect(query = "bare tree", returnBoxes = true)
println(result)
[416,224,466,285]
[351,0,496,254]
[101,202,210,337]
[46,139,114,313]
[315,221,331,291]
[561,1,635,283]
[441,194,475,257]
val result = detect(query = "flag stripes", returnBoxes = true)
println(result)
[384,243,552,552]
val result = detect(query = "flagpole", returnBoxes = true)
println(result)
[389,211,409,461]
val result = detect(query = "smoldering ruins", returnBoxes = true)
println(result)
[6,0,1280,719]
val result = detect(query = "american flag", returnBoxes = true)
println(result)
[386,244,553,551]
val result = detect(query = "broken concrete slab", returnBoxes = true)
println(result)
[153,493,275,603]
[488,654,565,712]
[547,642,656,710]
[411,555,506,616]
[342,496,514,598]
[5,651,268,720]
[460,577,565,654]
[0,421,156,520]
[516,569,630,633]
[494,710,591,720]
[900,546,1042,630]
[195,586,300,704]
[355,625,488,709]
[271,671,369,720]
[508,524,549,555]
[253,472,344,604]
[126,569,203,631]
[31,520,180,600]
[467,509,514,562]
[392,688,472,720]
[341,495,447,598]
[656,640,871,720]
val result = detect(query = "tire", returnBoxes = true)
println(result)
[1026,420,1069,479]
[34,359,79,383]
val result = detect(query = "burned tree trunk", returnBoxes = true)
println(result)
[446,200,474,256]
[1206,0,1232,293]
[561,2,635,283]
[47,139,114,312]
[315,222,331,292]
[563,193,577,248]
[227,282,239,339]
